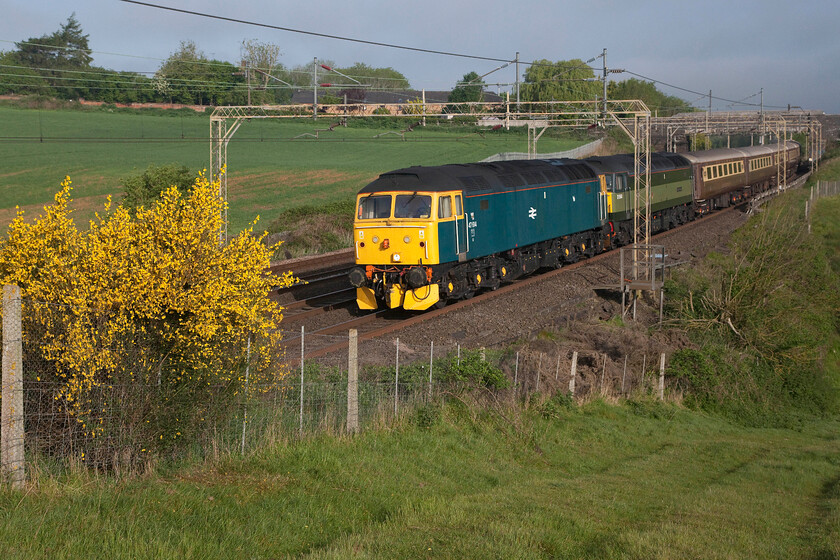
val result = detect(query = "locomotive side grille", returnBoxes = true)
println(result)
[522,171,548,185]
[499,173,524,190]
[458,175,492,192]
[562,164,593,180]
[543,168,568,182]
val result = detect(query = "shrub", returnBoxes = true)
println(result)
[538,392,575,419]
[439,350,510,390]
[0,172,294,463]
[121,163,195,211]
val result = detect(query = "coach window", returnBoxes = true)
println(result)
[438,195,452,219]
[454,194,463,216]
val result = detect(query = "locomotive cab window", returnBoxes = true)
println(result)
[394,194,432,219]
[358,195,392,220]
[455,195,463,216]
[438,195,452,219]
[616,175,628,192]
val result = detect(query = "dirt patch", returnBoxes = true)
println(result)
[0,193,113,230]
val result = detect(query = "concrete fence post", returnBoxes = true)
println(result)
[2,285,24,489]
[569,351,578,395]
[347,330,359,433]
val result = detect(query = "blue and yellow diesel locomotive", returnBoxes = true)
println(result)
[348,141,800,311]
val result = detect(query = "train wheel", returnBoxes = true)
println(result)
[446,280,456,296]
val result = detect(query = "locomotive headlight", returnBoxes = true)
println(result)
[392,253,401,262]
[372,236,379,243]
[403,235,411,243]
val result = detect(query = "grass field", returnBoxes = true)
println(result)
[0,400,838,559]
[0,106,586,233]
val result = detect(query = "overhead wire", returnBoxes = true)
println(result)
[4,4,788,112]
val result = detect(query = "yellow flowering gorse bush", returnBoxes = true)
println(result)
[0,172,293,455]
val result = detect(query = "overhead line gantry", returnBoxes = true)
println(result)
[210,98,653,262]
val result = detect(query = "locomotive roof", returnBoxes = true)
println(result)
[583,152,690,175]
[358,158,597,195]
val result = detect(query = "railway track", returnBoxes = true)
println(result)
[268,247,354,279]
[276,205,741,362]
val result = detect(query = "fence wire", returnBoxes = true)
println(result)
[4,294,688,479]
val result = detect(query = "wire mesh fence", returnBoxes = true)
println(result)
[3,288,679,483]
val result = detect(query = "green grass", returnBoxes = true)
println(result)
[1,400,838,559]
[0,106,585,233]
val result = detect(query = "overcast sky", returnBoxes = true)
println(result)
[2,0,838,113]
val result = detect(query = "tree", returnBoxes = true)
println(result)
[6,14,94,99]
[13,13,92,69]
[448,71,485,103]
[240,39,282,104]
[155,41,245,105]
[608,78,694,117]
[335,62,410,90]
[0,172,293,458]
[521,58,601,102]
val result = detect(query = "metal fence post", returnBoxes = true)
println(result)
[240,335,251,455]
[2,285,24,489]
[622,356,628,394]
[569,351,578,396]
[299,325,304,437]
[347,330,359,433]
[514,351,519,389]
[394,338,400,417]
[600,354,606,394]
[428,341,434,400]
[659,353,666,400]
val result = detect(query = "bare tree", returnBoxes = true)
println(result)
[240,39,282,103]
